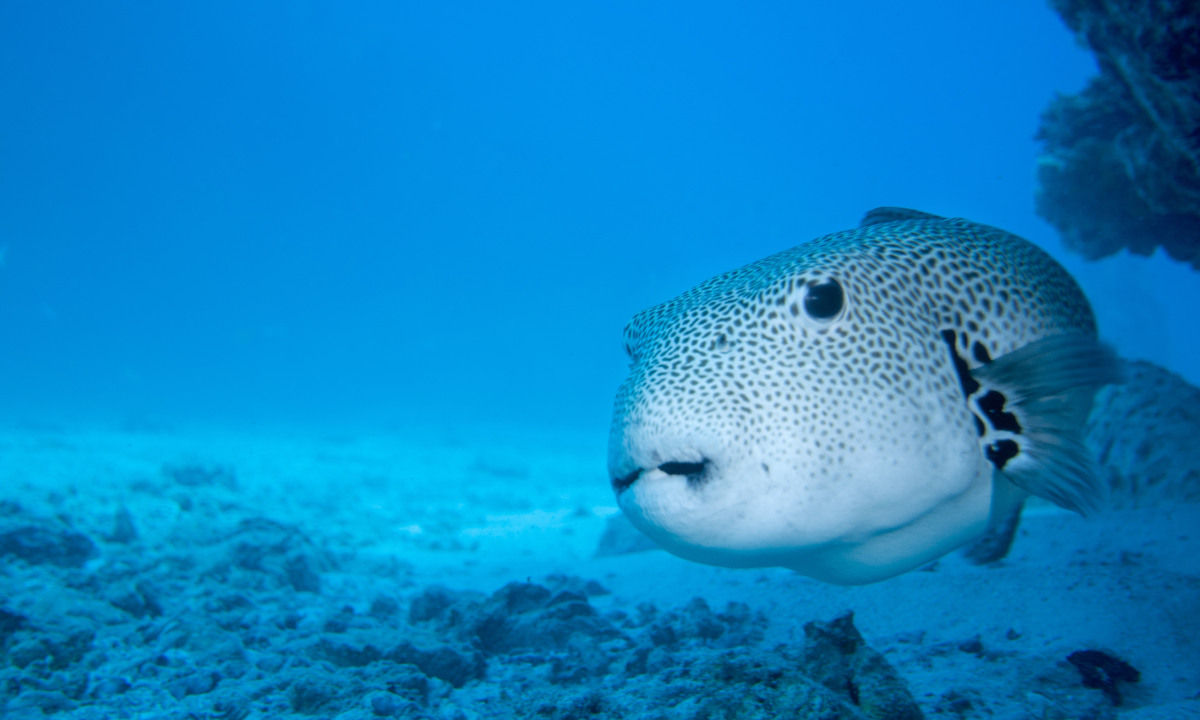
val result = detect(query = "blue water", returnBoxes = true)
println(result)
[4,6,1200,718]
[0,1,1195,436]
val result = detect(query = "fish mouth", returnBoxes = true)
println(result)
[612,459,710,493]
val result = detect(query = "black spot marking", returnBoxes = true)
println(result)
[985,439,1019,469]
[804,279,844,320]
[978,390,1022,433]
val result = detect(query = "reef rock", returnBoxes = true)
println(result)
[1036,0,1200,268]
[1086,360,1200,507]
[0,502,96,569]
[802,613,924,720]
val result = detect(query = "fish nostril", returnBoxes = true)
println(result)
[658,461,707,476]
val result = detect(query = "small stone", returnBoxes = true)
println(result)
[0,523,96,567]
[167,670,220,699]
[370,595,400,618]
[492,582,551,614]
[408,587,458,624]
[385,666,429,704]
[16,690,76,714]
[388,642,486,688]
[1068,649,1140,706]
[162,462,238,489]
[957,636,984,655]
[287,555,322,593]
[89,676,132,698]
[583,580,609,596]
[0,607,27,637]
[108,506,138,543]
[109,581,164,618]
[289,679,334,714]
[368,691,403,716]
[316,637,382,667]
[255,653,285,673]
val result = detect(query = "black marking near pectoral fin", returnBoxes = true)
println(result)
[984,438,1019,470]
[977,390,1020,433]
[859,207,945,227]
[971,333,1123,514]
[941,330,979,398]
[943,331,1020,469]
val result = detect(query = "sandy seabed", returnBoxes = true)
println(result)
[0,423,1197,719]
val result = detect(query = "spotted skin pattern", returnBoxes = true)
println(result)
[608,211,1104,584]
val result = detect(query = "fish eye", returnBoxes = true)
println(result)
[803,278,844,320]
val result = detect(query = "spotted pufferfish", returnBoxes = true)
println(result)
[607,207,1121,584]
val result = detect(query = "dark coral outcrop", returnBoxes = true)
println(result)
[1085,359,1200,506]
[1036,0,1200,268]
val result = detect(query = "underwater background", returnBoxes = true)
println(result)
[2,0,1197,436]
[1,2,1198,719]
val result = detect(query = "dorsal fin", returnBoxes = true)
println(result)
[859,207,944,227]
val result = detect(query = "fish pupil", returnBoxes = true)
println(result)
[804,279,844,319]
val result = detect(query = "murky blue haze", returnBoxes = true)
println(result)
[1,1,1195,436]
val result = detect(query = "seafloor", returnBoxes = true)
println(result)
[1,420,1197,719]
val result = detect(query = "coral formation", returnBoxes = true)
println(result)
[1,496,920,720]
[1085,359,1200,506]
[1036,0,1200,267]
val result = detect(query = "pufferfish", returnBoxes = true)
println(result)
[607,207,1121,585]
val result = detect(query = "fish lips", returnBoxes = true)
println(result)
[611,459,711,493]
